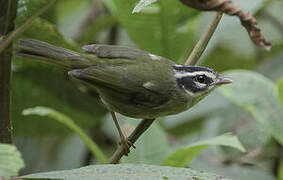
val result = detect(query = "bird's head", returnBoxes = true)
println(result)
[173,65,232,97]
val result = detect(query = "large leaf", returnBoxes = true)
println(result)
[217,70,283,145]
[16,17,79,51]
[104,0,199,60]
[12,66,106,137]
[0,143,25,179]
[22,106,108,163]
[17,0,57,25]
[22,164,230,180]
[215,105,271,153]
[191,159,276,180]
[17,0,48,24]
[257,52,283,82]
[164,133,245,167]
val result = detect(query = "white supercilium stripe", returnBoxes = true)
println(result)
[174,71,215,79]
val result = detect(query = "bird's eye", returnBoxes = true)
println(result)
[196,75,206,83]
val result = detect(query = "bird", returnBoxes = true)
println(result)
[16,39,232,153]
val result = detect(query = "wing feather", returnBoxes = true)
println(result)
[68,64,172,108]
[82,44,149,60]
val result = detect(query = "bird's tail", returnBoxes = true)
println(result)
[15,39,92,69]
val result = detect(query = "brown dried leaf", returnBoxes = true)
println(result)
[179,0,272,50]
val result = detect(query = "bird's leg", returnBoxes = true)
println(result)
[110,111,135,155]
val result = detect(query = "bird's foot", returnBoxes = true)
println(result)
[119,138,136,156]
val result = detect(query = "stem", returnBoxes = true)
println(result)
[185,12,223,66]
[0,0,18,144]
[0,0,57,54]
[108,118,155,164]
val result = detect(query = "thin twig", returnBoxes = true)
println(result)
[185,12,223,66]
[0,0,57,54]
[108,118,155,164]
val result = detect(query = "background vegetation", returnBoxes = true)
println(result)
[0,0,283,179]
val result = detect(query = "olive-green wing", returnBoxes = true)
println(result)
[68,64,172,108]
[69,65,133,93]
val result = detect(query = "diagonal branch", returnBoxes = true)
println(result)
[108,118,155,164]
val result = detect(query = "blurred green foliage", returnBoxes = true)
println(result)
[104,0,199,60]
[5,0,283,179]
[22,106,107,163]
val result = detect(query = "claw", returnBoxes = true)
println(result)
[119,139,135,155]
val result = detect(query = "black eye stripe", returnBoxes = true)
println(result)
[176,77,199,93]
[176,76,209,93]
[173,65,217,94]
[194,75,213,84]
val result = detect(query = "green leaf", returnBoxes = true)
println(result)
[215,106,271,153]
[217,70,283,145]
[22,164,230,180]
[104,0,199,60]
[278,76,283,106]
[121,117,169,165]
[11,66,106,137]
[133,0,157,13]
[164,133,245,167]
[17,0,50,25]
[22,106,108,163]
[17,17,79,51]
[191,160,276,180]
[257,52,283,82]
[0,143,25,179]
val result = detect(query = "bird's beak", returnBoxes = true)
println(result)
[215,76,233,85]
